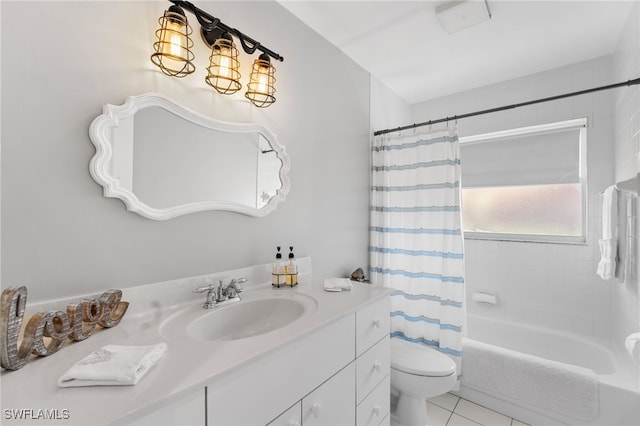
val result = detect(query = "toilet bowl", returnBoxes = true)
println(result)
[390,338,457,426]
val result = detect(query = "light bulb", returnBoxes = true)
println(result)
[257,69,269,94]
[162,20,186,57]
[219,54,231,78]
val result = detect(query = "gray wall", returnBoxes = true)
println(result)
[1,1,371,302]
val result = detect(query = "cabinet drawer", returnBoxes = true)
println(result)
[356,296,390,356]
[356,336,390,404]
[356,374,390,426]
[302,363,356,426]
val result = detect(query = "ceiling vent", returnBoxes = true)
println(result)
[435,1,491,34]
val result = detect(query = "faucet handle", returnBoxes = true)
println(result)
[224,278,247,299]
[193,284,216,294]
[230,278,247,291]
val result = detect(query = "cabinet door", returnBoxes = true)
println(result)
[268,401,301,426]
[302,363,355,426]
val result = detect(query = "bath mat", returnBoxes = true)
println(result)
[461,338,599,421]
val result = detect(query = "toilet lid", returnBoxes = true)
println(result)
[391,338,456,377]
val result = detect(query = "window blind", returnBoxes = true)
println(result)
[460,122,584,188]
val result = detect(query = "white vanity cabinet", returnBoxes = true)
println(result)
[124,295,390,426]
[209,296,390,426]
[270,296,391,426]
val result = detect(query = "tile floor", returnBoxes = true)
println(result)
[391,393,531,426]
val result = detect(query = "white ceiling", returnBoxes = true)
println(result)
[278,0,636,104]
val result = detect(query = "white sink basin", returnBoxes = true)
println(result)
[189,297,308,341]
[160,291,317,342]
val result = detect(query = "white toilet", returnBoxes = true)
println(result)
[390,338,457,426]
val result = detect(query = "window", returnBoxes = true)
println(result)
[460,118,587,243]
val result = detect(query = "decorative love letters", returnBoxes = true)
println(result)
[0,286,128,371]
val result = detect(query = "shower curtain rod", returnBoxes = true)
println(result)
[373,77,640,136]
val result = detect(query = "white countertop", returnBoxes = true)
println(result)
[0,262,390,425]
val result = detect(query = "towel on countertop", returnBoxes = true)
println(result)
[323,278,353,292]
[597,185,618,280]
[58,343,167,387]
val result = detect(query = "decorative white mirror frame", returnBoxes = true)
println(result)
[89,93,290,220]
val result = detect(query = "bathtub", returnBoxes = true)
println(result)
[456,314,640,425]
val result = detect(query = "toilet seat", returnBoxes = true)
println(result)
[391,338,456,377]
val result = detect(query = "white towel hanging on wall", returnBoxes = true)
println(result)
[606,189,640,284]
[597,185,618,280]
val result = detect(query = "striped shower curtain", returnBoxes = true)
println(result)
[370,126,466,376]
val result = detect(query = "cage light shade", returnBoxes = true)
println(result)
[205,34,242,95]
[150,6,195,78]
[245,54,276,108]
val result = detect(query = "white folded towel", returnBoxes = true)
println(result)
[597,239,617,280]
[58,343,167,387]
[323,278,353,292]
[597,185,618,280]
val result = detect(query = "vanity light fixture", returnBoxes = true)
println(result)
[150,5,195,77]
[245,54,276,108]
[150,0,284,107]
[205,32,242,95]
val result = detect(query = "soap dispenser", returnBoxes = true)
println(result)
[285,246,298,286]
[272,246,285,287]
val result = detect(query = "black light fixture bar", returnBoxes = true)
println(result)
[169,0,284,62]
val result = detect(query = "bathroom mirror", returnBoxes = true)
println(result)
[89,94,290,219]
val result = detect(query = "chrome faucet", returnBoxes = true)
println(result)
[193,278,247,309]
